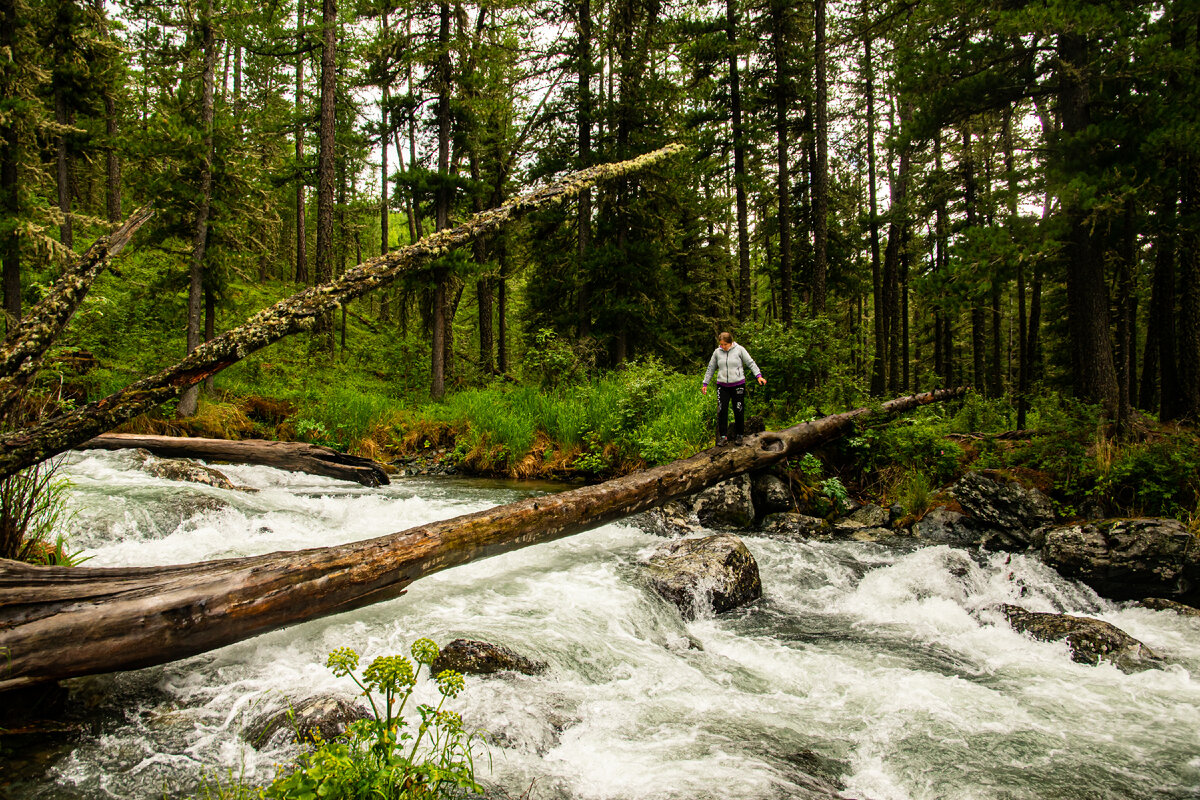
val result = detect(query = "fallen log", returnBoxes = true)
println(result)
[78,433,389,487]
[0,388,965,691]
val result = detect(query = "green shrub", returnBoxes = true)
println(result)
[263,640,481,800]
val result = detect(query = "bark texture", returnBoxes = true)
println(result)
[79,433,389,486]
[0,388,963,690]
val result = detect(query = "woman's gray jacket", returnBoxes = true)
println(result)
[702,343,762,387]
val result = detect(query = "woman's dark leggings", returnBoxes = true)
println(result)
[717,384,746,439]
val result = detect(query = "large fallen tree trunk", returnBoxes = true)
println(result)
[0,388,965,691]
[0,146,681,481]
[79,433,390,487]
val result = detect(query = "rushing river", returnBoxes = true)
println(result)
[5,449,1200,800]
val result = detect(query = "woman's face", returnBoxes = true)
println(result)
[719,341,732,351]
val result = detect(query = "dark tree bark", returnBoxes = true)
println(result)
[770,0,793,327]
[882,102,910,394]
[103,91,121,223]
[431,0,452,399]
[961,127,985,393]
[1058,32,1118,413]
[314,0,337,350]
[1005,113,1029,428]
[811,0,827,315]
[865,30,883,392]
[54,90,73,251]
[178,3,218,419]
[1180,160,1200,418]
[0,147,682,479]
[0,388,965,691]
[1147,179,1179,417]
[577,0,593,338]
[295,0,308,285]
[727,0,752,318]
[0,0,19,329]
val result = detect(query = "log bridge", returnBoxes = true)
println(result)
[0,389,965,691]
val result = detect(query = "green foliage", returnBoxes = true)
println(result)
[521,328,598,388]
[0,457,85,564]
[895,469,935,519]
[737,318,857,416]
[263,641,481,800]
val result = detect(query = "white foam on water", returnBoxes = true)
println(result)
[20,451,1200,800]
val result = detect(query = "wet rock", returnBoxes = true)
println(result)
[1137,597,1200,617]
[758,512,830,540]
[643,533,762,619]
[911,506,984,547]
[848,503,889,528]
[245,694,370,748]
[1041,518,1200,603]
[431,638,547,676]
[695,475,756,529]
[830,522,899,543]
[630,500,698,538]
[134,450,236,490]
[752,472,793,516]
[998,604,1160,673]
[950,472,1056,550]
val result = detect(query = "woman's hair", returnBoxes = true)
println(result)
[717,331,733,344]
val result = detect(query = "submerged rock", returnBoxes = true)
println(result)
[950,472,1056,549]
[244,694,370,748]
[432,638,547,676]
[1137,597,1200,617]
[643,533,762,619]
[694,475,756,529]
[133,450,236,490]
[758,512,830,540]
[1041,518,1200,603]
[998,604,1160,673]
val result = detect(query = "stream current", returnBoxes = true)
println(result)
[4,449,1200,799]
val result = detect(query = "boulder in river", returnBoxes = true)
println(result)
[1041,518,1200,603]
[133,450,236,490]
[695,475,756,529]
[1137,597,1200,617]
[758,512,831,540]
[998,604,1160,673]
[751,471,793,516]
[244,694,370,748]
[911,505,985,547]
[949,472,1056,550]
[431,638,547,676]
[631,499,698,538]
[643,533,762,619]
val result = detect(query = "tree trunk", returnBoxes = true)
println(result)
[771,0,792,327]
[1058,32,1118,413]
[577,0,593,337]
[1180,160,1200,418]
[431,0,452,399]
[314,0,337,351]
[295,0,308,285]
[177,5,218,419]
[1148,179,1178,417]
[103,91,122,224]
[0,0,19,329]
[0,146,682,479]
[54,90,73,251]
[728,0,751,319]
[81,433,388,486]
[811,0,827,315]
[0,388,965,691]
[865,29,883,393]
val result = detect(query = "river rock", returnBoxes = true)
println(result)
[998,604,1160,673]
[848,503,890,528]
[752,472,793,516]
[244,694,370,748]
[758,512,830,540]
[950,472,1056,550]
[1041,518,1200,603]
[830,519,899,542]
[911,506,984,547]
[431,638,547,676]
[695,475,756,528]
[643,533,762,619]
[1137,597,1200,617]
[135,451,236,490]
[630,499,698,538]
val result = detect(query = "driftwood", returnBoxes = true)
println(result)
[0,388,964,691]
[79,433,389,487]
[0,146,682,481]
